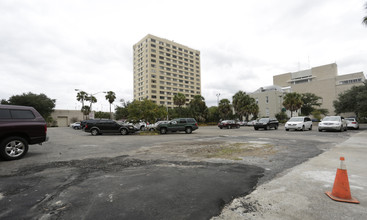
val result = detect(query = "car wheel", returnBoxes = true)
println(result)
[160,128,167,134]
[339,126,343,132]
[302,125,305,131]
[285,128,289,131]
[318,129,322,132]
[120,128,128,135]
[309,125,312,131]
[185,127,192,134]
[344,126,347,131]
[0,136,29,160]
[140,126,145,131]
[254,127,259,130]
[274,125,278,130]
[265,125,269,130]
[228,125,231,129]
[219,127,223,129]
[237,125,240,128]
[91,129,99,136]
[149,128,155,131]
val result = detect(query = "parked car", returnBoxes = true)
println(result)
[285,116,313,131]
[147,121,169,131]
[84,119,138,135]
[237,121,246,126]
[70,122,81,129]
[0,105,48,160]
[345,118,359,130]
[246,120,257,126]
[218,120,240,129]
[157,118,198,134]
[254,118,279,130]
[318,116,347,132]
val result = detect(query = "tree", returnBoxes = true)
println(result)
[188,95,208,123]
[105,91,116,119]
[218,99,232,120]
[76,91,88,109]
[85,95,97,111]
[283,92,303,117]
[115,99,130,120]
[173,93,186,108]
[81,106,91,119]
[300,93,322,116]
[334,82,367,118]
[232,91,253,121]
[207,106,220,122]
[95,111,110,119]
[127,99,166,123]
[246,101,259,120]
[3,92,55,118]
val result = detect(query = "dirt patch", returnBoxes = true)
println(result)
[138,141,277,161]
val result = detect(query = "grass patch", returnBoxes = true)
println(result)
[139,130,159,135]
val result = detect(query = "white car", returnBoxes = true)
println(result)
[70,122,81,129]
[345,118,359,130]
[285,116,313,131]
[318,116,347,132]
[146,121,169,131]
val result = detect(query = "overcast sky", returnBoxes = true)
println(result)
[1,0,366,111]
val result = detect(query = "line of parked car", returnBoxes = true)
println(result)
[217,116,359,132]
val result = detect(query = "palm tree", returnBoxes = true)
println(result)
[173,93,186,116]
[218,99,232,120]
[76,91,88,119]
[232,91,248,121]
[86,95,97,112]
[105,91,116,119]
[283,92,303,117]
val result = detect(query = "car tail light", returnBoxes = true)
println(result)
[85,124,88,128]
[352,122,356,124]
[196,123,198,127]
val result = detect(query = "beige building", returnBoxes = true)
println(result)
[133,34,201,108]
[51,109,84,127]
[250,86,294,118]
[273,63,365,115]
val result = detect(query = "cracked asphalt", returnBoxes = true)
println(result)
[0,125,355,219]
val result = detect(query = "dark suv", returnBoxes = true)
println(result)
[84,119,138,136]
[0,105,48,160]
[157,118,198,134]
[254,118,279,130]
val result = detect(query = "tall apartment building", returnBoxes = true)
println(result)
[273,63,365,115]
[133,34,201,108]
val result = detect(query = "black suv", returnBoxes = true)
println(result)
[83,119,138,136]
[0,105,48,160]
[254,118,279,130]
[157,118,198,134]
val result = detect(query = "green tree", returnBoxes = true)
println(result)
[334,83,367,118]
[300,93,322,116]
[115,99,130,120]
[76,91,88,109]
[246,101,259,120]
[95,111,110,119]
[127,99,166,123]
[283,92,303,117]
[81,105,91,118]
[188,95,208,122]
[218,99,232,119]
[311,108,329,121]
[85,95,97,111]
[173,93,186,116]
[3,92,55,118]
[232,90,253,121]
[105,91,116,119]
[207,106,220,122]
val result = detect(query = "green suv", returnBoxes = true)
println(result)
[157,118,198,134]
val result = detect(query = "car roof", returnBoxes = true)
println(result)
[0,104,35,110]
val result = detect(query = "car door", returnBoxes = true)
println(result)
[168,119,180,131]
[305,117,312,129]
[177,119,187,131]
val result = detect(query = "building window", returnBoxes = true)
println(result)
[266,96,269,103]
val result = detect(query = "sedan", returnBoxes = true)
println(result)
[254,118,279,130]
[218,120,240,129]
[345,118,359,130]
[70,122,81,129]
[318,116,347,132]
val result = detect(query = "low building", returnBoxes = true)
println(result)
[50,110,84,127]
[273,63,365,115]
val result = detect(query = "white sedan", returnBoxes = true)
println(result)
[318,116,347,132]
[345,118,359,130]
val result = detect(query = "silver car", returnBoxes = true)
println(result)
[285,116,313,131]
[345,118,359,130]
[318,116,347,132]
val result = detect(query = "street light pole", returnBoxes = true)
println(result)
[216,93,221,106]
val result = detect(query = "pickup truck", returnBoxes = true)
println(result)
[0,105,48,160]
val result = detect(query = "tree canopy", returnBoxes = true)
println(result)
[127,99,166,123]
[105,91,116,119]
[300,93,321,116]
[283,92,303,117]
[218,99,232,119]
[188,95,208,122]
[1,92,55,118]
[334,82,367,118]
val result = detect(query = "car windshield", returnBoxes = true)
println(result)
[259,118,269,123]
[323,116,340,122]
[289,117,303,122]
[345,118,354,122]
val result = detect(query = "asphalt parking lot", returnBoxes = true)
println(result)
[0,124,363,219]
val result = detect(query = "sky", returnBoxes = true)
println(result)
[1,0,367,111]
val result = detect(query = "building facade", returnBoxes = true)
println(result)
[133,34,201,108]
[273,63,365,115]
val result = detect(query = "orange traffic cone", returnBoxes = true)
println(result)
[325,157,359,204]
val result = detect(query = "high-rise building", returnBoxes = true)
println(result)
[133,34,201,108]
